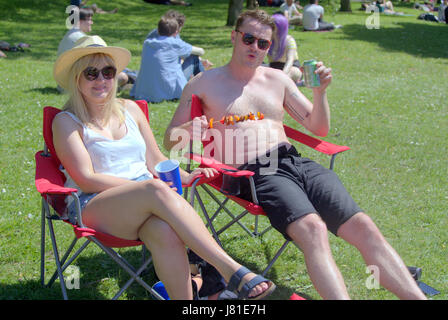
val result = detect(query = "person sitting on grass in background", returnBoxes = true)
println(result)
[145,10,213,68]
[57,7,94,57]
[267,13,303,86]
[303,0,337,31]
[280,0,303,26]
[70,0,118,14]
[52,34,276,300]
[57,7,129,92]
[143,0,192,7]
[438,0,448,22]
[131,14,209,103]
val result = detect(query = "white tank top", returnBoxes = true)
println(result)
[60,109,153,196]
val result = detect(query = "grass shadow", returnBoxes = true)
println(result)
[340,21,448,59]
[0,0,233,63]
[28,86,60,95]
[8,244,158,300]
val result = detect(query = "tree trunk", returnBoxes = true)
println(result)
[340,0,352,12]
[227,0,245,26]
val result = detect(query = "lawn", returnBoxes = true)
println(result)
[0,0,447,300]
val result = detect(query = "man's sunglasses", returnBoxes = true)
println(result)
[82,66,117,81]
[235,30,272,50]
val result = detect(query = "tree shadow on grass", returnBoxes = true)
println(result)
[28,87,60,95]
[339,21,448,60]
[216,231,312,300]
[0,249,158,300]
[0,0,233,62]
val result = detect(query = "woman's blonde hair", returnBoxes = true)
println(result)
[63,53,124,125]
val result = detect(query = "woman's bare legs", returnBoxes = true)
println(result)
[82,179,269,299]
[138,215,193,299]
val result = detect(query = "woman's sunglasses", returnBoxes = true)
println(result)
[235,30,272,51]
[82,66,117,81]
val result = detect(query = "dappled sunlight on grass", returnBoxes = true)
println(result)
[0,0,446,300]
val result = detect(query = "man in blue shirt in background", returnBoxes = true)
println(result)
[131,11,210,103]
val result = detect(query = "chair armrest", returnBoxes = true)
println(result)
[35,151,77,195]
[185,152,255,177]
[283,125,350,155]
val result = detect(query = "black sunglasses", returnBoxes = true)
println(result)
[235,30,272,50]
[83,66,117,81]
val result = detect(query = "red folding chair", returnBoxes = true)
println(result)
[184,94,350,276]
[35,100,164,300]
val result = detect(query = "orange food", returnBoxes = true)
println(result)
[209,112,265,127]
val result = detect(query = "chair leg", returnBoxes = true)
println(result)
[261,240,290,277]
[192,188,223,248]
[88,236,164,300]
[47,218,69,300]
[330,153,338,170]
[200,185,255,237]
[112,254,155,300]
[46,237,88,288]
[40,201,46,287]
[215,210,252,237]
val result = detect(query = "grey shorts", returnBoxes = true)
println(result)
[237,146,362,240]
[67,173,153,225]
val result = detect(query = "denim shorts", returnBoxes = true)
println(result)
[67,173,153,225]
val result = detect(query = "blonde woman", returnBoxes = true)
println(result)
[52,35,275,300]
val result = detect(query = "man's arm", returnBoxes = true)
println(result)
[283,61,332,137]
[191,45,205,56]
[163,74,208,151]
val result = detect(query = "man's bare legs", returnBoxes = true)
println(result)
[287,212,426,299]
[337,212,427,300]
[287,214,351,299]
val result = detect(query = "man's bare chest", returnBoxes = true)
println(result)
[203,87,284,122]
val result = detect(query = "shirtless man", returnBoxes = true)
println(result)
[164,9,426,300]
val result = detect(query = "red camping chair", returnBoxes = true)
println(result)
[35,100,164,300]
[184,94,350,276]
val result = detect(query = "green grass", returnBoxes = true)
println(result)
[0,0,447,300]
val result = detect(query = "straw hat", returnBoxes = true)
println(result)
[54,35,131,90]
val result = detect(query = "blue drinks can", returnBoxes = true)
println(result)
[303,59,320,88]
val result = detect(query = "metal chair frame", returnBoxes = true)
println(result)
[183,94,351,276]
[36,102,164,300]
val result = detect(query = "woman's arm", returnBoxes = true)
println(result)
[125,100,217,186]
[282,36,297,75]
[124,100,168,175]
[283,46,295,75]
